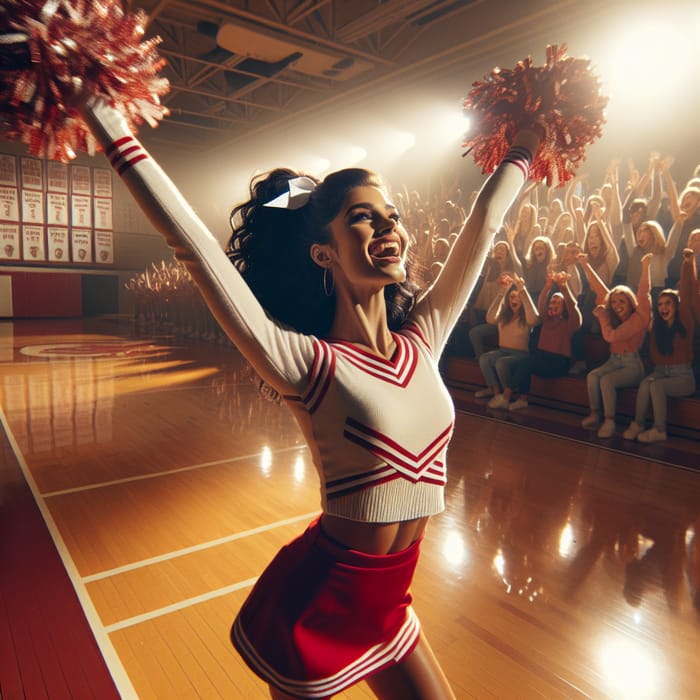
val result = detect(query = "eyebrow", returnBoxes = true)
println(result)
[346,201,397,215]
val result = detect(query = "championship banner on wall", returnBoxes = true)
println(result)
[46,161,69,193]
[0,186,20,222]
[70,165,91,196]
[93,197,113,230]
[20,157,43,190]
[94,230,114,264]
[47,226,69,262]
[0,154,18,187]
[0,223,20,260]
[93,168,113,198]
[71,227,93,263]
[47,192,69,226]
[70,194,92,228]
[22,224,46,261]
[21,189,44,224]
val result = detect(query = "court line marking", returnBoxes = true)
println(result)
[42,444,307,497]
[0,407,140,700]
[104,577,260,633]
[83,511,318,582]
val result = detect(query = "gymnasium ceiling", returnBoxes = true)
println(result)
[129,0,619,153]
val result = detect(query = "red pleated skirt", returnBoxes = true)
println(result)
[231,517,422,698]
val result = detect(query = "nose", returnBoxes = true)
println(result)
[374,213,396,236]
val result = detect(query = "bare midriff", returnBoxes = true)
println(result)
[320,513,429,555]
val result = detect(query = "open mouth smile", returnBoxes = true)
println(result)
[368,235,403,264]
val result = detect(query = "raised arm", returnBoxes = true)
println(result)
[80,97,313,394]
[577,253,609,305]
[560,277,583,332]
[411,129,541,354]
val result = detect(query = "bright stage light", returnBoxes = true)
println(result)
[597,636,665,699]
[596,7,699,125]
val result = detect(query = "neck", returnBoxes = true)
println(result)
[328,287,393,355]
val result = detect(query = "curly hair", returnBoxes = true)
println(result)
[226,167,420,337]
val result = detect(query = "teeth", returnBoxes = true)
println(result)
[370,241,399,257]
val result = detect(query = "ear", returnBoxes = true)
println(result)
[310,243,333,269]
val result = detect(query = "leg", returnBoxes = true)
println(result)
[479,348,505,392]
[650,373,696,430]
[599,359,644,420]
[469,323,497,358]
[366,636,456,700]
[633,375,653,426]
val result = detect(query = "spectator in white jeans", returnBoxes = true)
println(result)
[580,253,652,438]
[624,249,697,442]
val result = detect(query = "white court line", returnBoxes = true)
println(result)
[83,511,318,582]
[0,408,140,700]
[104,577,260,633]
[42,444,307,497]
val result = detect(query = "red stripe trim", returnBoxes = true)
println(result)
[116,153,148,175]
[346,417,452,463]
[109,144,142,165]
[104,135,133,157]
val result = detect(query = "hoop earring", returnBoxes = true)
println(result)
[323,267,335,296]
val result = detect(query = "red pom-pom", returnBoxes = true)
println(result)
[462,45,608,186]
[0,0,169,162]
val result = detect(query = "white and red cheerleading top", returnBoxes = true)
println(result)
[82,97,532,523]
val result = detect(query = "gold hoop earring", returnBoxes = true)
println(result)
[323,267,335,296]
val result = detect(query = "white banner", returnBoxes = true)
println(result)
[0,223,20,260]
[47,226,69,262]
[47,192,69,226]
[70,194,92,228]
[21,157,43,190]
[70,164,91,196]
[71,227,93,263]
[47,161,69,193]
[22,224,46,261]
[21,189,45,224]
[94,230,114,264]
[0,154,18,188]
[93,168,113,198]
[93,197,113,230]
[0,187,20,222]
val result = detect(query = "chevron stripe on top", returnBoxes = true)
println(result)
[105,135,149,175]
[301,339,335,414]
[330,333,417,387]
[344,417,452,483]
[399,322,431,354]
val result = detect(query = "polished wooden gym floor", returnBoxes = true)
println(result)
[1,318,698,699]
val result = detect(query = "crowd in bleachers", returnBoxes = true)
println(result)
[126,153,700,442]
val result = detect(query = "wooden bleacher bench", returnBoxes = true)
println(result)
[443,357,700,440]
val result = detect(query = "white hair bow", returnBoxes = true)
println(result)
[263,176,316,210]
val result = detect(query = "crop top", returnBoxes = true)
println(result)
[81,96,532,523]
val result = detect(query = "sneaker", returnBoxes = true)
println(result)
[581,413,600,428]
[637,427,667,443]
[508,398,528,411]
[568,360,587,376]
[597,419,616,438]
[623,422,645,440]
[474,388,494,399]
[488,394,509,409]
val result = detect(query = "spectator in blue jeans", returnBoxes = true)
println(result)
[580,253,652,438]
[476,273,539,410]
